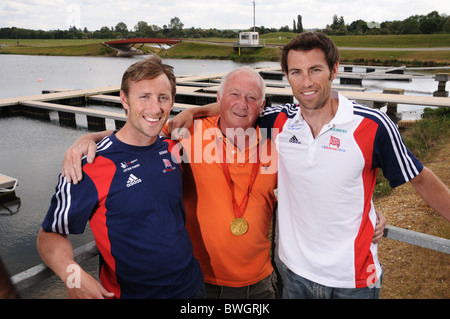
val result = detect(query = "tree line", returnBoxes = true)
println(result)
[0,11,448,40]
[324,11,450,35]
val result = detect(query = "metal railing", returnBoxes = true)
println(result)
[11,241,98,292]
[9,224,450,293]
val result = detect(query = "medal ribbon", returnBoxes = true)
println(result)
[220,139,260,219]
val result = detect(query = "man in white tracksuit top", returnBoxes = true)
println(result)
[259,32,450,299]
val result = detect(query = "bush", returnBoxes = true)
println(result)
[374,106,449,198]
[403,107,450,160]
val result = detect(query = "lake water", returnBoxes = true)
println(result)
[0,54,443,298]
[0,54,280,99]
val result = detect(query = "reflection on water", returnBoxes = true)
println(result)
[0,198,21,216]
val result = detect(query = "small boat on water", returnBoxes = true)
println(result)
[0,174,18,203]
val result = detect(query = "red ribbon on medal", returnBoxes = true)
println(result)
[220,140,259,219]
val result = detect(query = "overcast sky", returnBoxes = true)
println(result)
[1,0,449,31]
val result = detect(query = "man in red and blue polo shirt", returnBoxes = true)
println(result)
[37,56,203,299]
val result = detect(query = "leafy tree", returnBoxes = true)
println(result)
[419,11,445,34]
[297,15,303,33]
[399,16,421,34]
[349,19,369,34]
[327,15,347,34]
[442,17,450,33]
[134,21,151,37]
[169,17,184,30]
[1,10,449,40]
[115,22,129,38]
[168,17,184,37]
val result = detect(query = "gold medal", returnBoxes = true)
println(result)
[230,217,248,236]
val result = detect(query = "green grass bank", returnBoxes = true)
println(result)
[1,34,449,66]
[0,40,116,56]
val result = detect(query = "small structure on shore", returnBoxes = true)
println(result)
[233,1,264,52]
[238,31,260,46]
[234,31,264,52]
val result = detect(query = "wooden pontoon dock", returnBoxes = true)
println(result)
[0,66,449,131]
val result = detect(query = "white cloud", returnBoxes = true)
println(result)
[0,0,448,31]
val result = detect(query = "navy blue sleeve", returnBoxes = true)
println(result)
[42,173,99,235]
[371,111,423,188]
[258,103,298,139]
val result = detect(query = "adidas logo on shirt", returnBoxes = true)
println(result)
[289,135,301,144]
[126,173,142,188]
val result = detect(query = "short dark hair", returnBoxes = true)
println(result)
[281,31,340,74]
[121,55,176,98]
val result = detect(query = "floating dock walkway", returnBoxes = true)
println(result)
[0,66,449,131]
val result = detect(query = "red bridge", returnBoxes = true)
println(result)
[103,38,180,56]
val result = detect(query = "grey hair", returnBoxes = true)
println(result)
[218,66,266,104]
